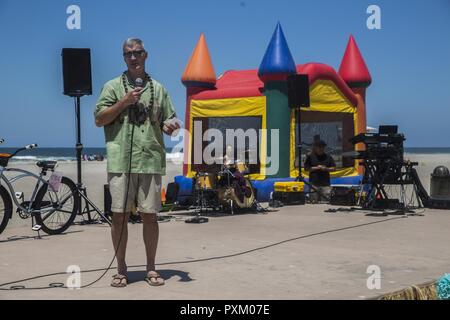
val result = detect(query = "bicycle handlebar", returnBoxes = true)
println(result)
[9,143,39,158]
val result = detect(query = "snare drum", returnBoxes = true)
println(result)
[195,172,216,190]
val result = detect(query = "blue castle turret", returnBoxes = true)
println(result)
[258,22,296,178]
[258,22,297,83]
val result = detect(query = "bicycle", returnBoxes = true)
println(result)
[0,140,79,235]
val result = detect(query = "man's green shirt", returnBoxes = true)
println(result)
[95,74,176,174]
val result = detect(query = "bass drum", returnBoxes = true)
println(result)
[217,178,255,210]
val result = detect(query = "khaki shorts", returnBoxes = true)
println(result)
[108,173,162,214]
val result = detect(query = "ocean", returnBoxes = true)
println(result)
[0,147,449,163]
[0,147,182,162]
[404,148,450,154]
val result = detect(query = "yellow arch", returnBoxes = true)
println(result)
[289,80,359,178]
[187,96,267,180]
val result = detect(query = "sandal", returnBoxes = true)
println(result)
[145,271,165,286]
[111,274,128,288]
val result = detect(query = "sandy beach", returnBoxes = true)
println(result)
[0,153,449,299]
[3,152,449,228]
[3,157,182,228]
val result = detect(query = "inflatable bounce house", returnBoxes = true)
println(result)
[174,23,372,203]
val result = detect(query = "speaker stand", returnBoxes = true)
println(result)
[73,96,111,225]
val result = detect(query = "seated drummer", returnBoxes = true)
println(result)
[223,145,235,168]
[304,139,336,203]
[223,145,251,202]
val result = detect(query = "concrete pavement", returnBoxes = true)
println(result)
[0,204,449,299]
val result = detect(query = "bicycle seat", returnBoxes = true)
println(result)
[0,153,11,167]
[36,160,57,170]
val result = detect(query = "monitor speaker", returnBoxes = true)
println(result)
[287,74,310,108]
[62,48,92,97]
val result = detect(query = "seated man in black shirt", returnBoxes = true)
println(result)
[304,140,336,203]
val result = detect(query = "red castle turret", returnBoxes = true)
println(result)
[339,35,371,138]
[339,35,372,90]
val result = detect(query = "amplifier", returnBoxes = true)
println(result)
[428,198,450,210]
[273,191,305,205]
[330,186,357,206]
[165,182,179,204]
[372,199,403,210]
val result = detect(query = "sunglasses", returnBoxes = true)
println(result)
[123,50,146,58]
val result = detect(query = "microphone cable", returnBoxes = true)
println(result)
[78,75,148,288]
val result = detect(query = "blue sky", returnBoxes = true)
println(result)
[0,0,449,147]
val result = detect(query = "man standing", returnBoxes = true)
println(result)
[304,140,336,203]
[95,38,179,287]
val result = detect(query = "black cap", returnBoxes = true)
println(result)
[313,140,327,147]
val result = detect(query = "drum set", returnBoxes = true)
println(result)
[192,159,256,214]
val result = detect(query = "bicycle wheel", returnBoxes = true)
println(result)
[0,185,13,234]
[34,176,78,235]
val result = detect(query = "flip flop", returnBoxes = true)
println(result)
[145,271,165,286]
[111,274,128,288]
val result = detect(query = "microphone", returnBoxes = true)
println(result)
[131,78,144,125]
[135,78,143,89]
[134,78,143,107]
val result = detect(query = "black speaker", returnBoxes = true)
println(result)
[62,48,92,97]
[287,74,310,108]
[165,182,180,204]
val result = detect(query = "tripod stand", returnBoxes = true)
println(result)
[73,96,111,225]
[359,157,422,212]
